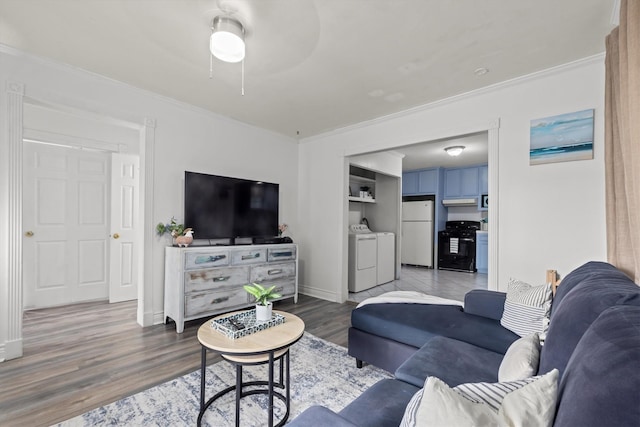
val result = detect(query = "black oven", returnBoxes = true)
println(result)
[438,221,481,272]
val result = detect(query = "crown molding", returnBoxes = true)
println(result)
[302,53,605,144]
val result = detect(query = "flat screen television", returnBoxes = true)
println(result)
[184,171,279,241]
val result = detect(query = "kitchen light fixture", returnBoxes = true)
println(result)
[210,16,245,63]
[444,146,465,156]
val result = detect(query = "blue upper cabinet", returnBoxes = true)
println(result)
[479,165,488,194]
[402,171,419,195]
[444,166,479,198]
[402,168,440,195]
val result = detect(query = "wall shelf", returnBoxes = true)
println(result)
[348,196,376,203]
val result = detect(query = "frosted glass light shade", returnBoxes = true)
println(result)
[444,146,465,156]
[210,17,245,63]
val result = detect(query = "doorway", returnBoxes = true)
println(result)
[22,140,140,309]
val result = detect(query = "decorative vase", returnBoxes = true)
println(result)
[255,303,273,322]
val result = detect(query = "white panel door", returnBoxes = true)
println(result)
[109,153,139,303]
[23,141,110,308]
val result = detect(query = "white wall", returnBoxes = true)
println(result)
[0,48,298,360]
[298,55,607,301]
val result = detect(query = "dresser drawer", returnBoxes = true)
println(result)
[263,278,296,298]
[185,251,230,270]
[268,246,296,261]
[231,248,267,265]
[250,261,296,282]
[185,288,249,318]
[185,266,250,293]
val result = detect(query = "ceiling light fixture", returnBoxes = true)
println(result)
[210,16,245,63]
[209,16,246,95]
[444,146,465,156]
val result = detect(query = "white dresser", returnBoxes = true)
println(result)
[164,244,298,333]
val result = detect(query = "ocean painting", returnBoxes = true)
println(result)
[530,109,594,165]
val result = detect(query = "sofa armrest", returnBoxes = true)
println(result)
[287,406,358,427]
[464,290,506,321]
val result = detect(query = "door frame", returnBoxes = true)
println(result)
[3,80,156,360]
[341,118,500,302]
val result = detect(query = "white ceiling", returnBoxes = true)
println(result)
[0,0,616,140]
[395,132,488,171]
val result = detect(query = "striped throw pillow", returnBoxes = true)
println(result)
[399,370,559,427]
[500,279,552,337]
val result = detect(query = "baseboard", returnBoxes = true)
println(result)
[0,338,23,362]
[299,285,339,302]
[153,311,166,325]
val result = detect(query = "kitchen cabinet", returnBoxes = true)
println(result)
[479,165,488,194]
[476,232,488,274]
[164,244,298,333]
[402,168,439,195]
[444,166,479,198]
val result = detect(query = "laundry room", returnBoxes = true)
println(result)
[347,163,401,294]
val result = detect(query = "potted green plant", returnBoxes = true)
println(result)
[243,283,281,321]
[156,217,193,246]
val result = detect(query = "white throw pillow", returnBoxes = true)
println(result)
[399,370,559,427]
[501,279,552,337]
[498,332,541,381]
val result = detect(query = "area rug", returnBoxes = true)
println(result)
[55,333,392,426]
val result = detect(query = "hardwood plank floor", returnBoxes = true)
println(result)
[0,267,481,427]
[0,294,355,427]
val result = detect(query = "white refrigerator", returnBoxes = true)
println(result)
[401,200,434,267]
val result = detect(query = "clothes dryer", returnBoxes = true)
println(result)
[348,224,377,292]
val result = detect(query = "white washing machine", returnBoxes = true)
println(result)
[376,232,395,285]
[348,224,378,292]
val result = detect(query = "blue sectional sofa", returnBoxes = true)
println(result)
[288,261,640,426]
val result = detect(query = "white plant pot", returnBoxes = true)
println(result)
[255,303,273,322]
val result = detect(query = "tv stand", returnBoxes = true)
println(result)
[163,243,298,333]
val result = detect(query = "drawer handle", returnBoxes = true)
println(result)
[211,296,230,304]
[195,254,226,264]
[242,253,260,260]
[272,251,292,257]
[212,276,231,282]
[268,269,283,275]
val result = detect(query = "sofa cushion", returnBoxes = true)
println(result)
[498,332,541,382]
[551,261,627,314]
[400,370,558,427]
[538,266,640,377]
[338,379,420,427]
[351,303,518,354]
[553,305,640,427]
[395,336,503,388]
[500,279,552,337]
[463,289,507,321]
[286,406,358,427]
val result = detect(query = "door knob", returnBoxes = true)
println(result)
[25,231,34,237]
[112,233,120,239]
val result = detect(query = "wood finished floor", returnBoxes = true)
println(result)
[0,267,481,427]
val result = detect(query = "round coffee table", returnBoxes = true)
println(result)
[197,310,305,427]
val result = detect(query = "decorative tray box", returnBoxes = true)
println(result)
[211,309,286,339]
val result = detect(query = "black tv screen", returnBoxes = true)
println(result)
[184,171,279,240]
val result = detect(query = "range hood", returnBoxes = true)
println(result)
[442,198,478,207]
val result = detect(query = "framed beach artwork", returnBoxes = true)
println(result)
[530,109,594,165]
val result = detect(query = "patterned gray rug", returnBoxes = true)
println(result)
[55,333,391,426]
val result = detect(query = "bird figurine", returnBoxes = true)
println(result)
[175,228,194,247]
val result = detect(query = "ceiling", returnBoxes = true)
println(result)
[395,132,488,171]
[0,0,616,139]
